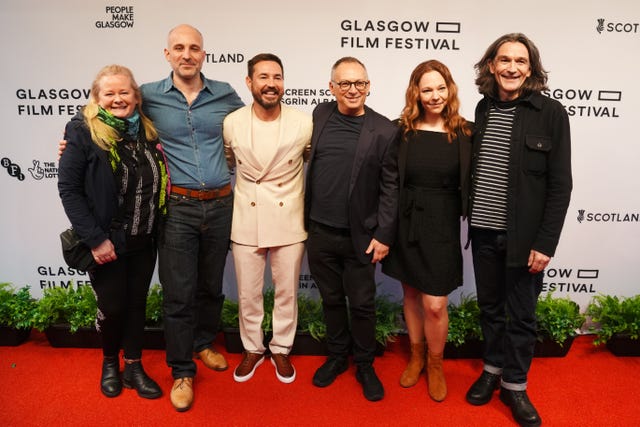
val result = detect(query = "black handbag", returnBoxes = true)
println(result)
[60,228,97,272]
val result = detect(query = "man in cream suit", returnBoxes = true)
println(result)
[223,53,312,384]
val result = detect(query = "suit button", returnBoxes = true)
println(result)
[288,159,293,164]
[256,180,261,185]
[250,202,255,207]
[278,183,282,187]
[238,159,242,164]
[279,202,284,207]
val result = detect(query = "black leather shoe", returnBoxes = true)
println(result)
[100,356,122,398]
[466,370,500,405]
[500,388,542,427]
[500,387,542,427]
[123,360,163,399]
[312,357,348,387]
[355,364,384,402]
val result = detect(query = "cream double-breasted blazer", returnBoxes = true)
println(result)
[223,104,312,248]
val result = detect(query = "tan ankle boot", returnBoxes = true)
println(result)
[427,351,447,401]
[399,342,425,388]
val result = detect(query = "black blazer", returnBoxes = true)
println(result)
[58,114,121,250]
[305,101,400,264]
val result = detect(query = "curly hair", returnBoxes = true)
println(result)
[474,33,549,98]
[399,59,471,142]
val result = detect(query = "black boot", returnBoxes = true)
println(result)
[466,370,500,405]
[123,360,162,399]
[101,356,122,398]
[499,387,542,427]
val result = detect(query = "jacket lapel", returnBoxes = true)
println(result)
[349,106,374,197]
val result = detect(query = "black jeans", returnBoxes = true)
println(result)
[159,194,232,379]
[307,221,377,365]
[90,236,156,359]
[470,227,542,385]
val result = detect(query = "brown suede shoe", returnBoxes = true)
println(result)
[196,347,228,371]
[233,352,264,382]
[271,353,296,383]
[170,377,193,412]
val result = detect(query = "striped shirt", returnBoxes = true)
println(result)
[115,138,161,237]
[470,103,516,230]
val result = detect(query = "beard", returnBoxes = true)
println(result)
[252,87,282,110]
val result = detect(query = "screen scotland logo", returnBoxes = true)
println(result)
[596,18,639,34]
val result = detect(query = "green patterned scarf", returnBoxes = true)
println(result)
[97,106,127,132]
[97,107,141,171]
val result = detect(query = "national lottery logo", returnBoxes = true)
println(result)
[28,160,58,180]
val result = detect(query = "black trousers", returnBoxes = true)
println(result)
[307,221,377,365]
[89,236,156,359]
[470,227,542,385]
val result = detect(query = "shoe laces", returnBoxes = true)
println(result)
[173,378,192,390]
[273,354,292,371]
[511,390,529,403]
[239,353,260,369]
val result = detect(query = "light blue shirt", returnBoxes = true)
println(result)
[141,73,244,189]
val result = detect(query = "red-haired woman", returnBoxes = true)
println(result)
[382,60,472,402]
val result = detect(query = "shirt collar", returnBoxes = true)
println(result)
[488,92,543,111]
[162,72,212,94]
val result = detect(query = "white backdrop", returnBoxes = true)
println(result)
[1,0,638,308]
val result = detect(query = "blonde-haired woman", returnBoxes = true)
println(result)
[382,60,472,401]
[58,64,167,399]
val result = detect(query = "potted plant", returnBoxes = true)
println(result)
[373,293,403,348]
[32,283,167,349]
[32,284,101,348]
[291,292,328,355]
[221,288,322,354]
[445,294,483,358]
[534,292,585,357]
[0,283,37,346]
[220,297,243,353]
[143,284,165,349]
[586,294,640,356]
[221,288,403,355]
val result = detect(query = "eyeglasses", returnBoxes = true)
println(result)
[332,80,369,92]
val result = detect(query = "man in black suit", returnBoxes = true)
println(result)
[304,57,399,402]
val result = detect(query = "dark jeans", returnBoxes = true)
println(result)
[90,237,156,359]
[159,193,232,379]
[307,221,377,365]
[470,227,542,384]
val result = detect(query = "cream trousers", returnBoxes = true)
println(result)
[232,241,305,354]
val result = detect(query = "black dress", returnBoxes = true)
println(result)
[382,130,462,296]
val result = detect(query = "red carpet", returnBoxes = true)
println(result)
[1,332,638,426]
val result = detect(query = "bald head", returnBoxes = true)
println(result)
[167,24,203,49]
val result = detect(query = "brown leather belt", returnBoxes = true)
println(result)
[171,183,232,200]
